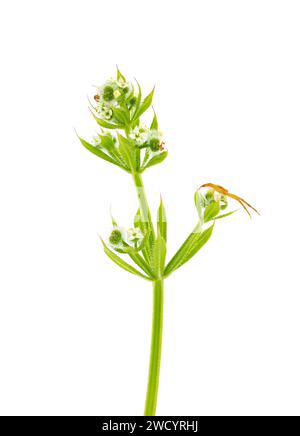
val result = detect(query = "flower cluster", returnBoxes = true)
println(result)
[79,68,168,174]
[94,76,134,121]
[129,125,164,151]
[108,226,144,250]
[203,188,228,210]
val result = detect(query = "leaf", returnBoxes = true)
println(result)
[78,136,124,168]
[204,201,220,222]
[112,107,129,126]
[116,66,126,82]
[194,191,205,223]
[164,224,214,277]
[128,252,155,279]
[213,209,239,220]
[117,134,134,170]
[92,113,119,129]
[101,239,151,280]
[157,197,167,242]
[132,80,142,120]
[142,151,168,170]
[150,112,158,130]
[152,232,166,276]
[134,208,146,232]
[134,86,155,119]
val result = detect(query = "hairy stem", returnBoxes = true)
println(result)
[144,278,164,416]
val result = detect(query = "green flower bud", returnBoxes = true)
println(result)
[220,195,228,210]
[205,190,214,203]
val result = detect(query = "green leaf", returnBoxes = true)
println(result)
[116,66,126,82]
[164,224,214,277]
[101,239,151,280]
[152,232,166,276]
[204,201,220,222]
[117,134,134,170]
[78,136,123,168]
[157,197,167,242]
[128,252,155,279]
[150,112,158,130]
[92,113,119,129]
[134,86,155,119]
[134,208,146,232]
[194,191,205,223]
[112,107,129,126]
[142,150,168,170]
[213,209,239,220]
[132,80,142,120]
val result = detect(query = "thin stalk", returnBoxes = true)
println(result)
[144,278,164,416]
[132,172,155,239]
[132,172,164,416]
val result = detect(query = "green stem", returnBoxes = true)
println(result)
[132,172,164,416]
[144,278,164,416]
[132,172,155,238]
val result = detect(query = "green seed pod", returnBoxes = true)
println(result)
[109,229,123,245]
[149,137,160,152]
[102,85,115,102]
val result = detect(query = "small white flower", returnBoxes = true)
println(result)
[129,125,149,145]
[147,129,163,142]
[213,191,222,202]
[127,228,144,245]
[114,89,121,98]
[96,103,113,120]
[92,135,101,146]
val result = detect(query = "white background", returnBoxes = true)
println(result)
[0,0,300,417]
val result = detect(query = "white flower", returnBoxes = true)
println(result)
[113,89,121,99]
[127,228,144,245]
[92,135,101,146]
[213,191,222,202]
[96,103,113,120]
[129,125,149,145]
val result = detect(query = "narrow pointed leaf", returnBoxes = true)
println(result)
[133,80,142,120]
[128,252,155,278]
[117,134,134,170]
[152,232,166,276]
[157,197,167,242]
[204,201,220,222]
[150,112,158,130]
[213,209,239,220]
[194,191,204,224]
[112,107,129,125]
[101,239,150,280]
[78,136,123,168]
[142,150,168,170]
[134,87,155,119]
[134,208,152,264]
[116,66,126,82]
[164,224,214,277]
[92,112,119,129]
